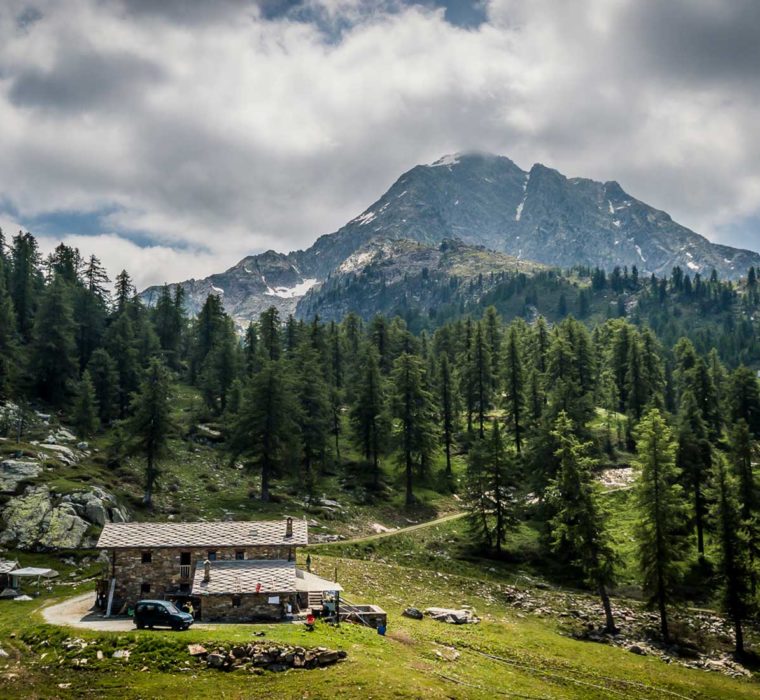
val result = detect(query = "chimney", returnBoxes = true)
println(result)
[285,517,293,538]
[203,559,211,583]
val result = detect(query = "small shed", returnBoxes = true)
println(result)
[0,559,19,594]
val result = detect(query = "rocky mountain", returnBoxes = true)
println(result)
[141,153,760,324]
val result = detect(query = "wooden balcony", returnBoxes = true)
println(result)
[179,565,192,579]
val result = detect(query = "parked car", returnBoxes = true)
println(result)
[134,600,194,630]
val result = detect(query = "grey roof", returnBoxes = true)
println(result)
[96,519,308,549]
[191,559,296,595]
[295,568,343,592]
[0,560,19,574]
[11,567,58,578]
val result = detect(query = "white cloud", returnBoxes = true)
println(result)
[0,0,758,288]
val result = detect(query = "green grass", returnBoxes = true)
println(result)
[1,553,758,699]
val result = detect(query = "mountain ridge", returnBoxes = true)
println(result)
[141,152,760,324]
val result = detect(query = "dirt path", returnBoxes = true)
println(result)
[317,511,466,547]
[42,592,137,631]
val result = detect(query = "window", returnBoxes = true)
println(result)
[179,583,191,593]
[232,595,241,608]
[235,550,245,560]
[140,582,151,594]
[207,551,217,561]
[180,552,191,565]
[141,551,152,564]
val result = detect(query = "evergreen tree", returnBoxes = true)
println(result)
[153,284,184,369]
[10,231,43,341]
[72,370,99,438]
[259,307,282,361]
[709,453,753,656]
[438,354,457,480]
[463,323,493,438]
[86,348,120,425]
[503,324,525,452]
[243,322,262,376]
[128,359,173,507]
[0,260,18,399]
[294,344,331,487]
[113,270,134,315]
[676,390,711,557]
[349,347,389,488]
[391,353,436,506]
[30,274,78,405]
[729,366,760,437]
[548,412,618,632]
[464,420,518,554]
[104,313,140,417]
[229,360,296,501]
[634,409,689,642]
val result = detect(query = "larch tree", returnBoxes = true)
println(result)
[676,389,711,557]
[72,370,99,439]
[709,453,754,657]
[229,360,297,501]
[548,412,618,633]
[503,324,525,453]
[633,408,690,643]
[438,354,457,481]
[128,359,174,508]
[349,346,390,489]
[391,352,437,506]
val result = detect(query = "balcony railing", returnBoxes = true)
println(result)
[179,565,191,579]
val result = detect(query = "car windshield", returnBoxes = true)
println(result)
[163,602,180,614]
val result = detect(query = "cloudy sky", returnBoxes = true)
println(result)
[1,0,759,288]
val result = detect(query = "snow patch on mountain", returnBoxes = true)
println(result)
[264,278,318,299]
[429,154,461,168]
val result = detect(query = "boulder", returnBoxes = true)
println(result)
[0,459,42,493]
[207,653,226,668]
[39,444,77,466]
[1,486,89,549]
[402,607,424,620]
[84,500,108,527]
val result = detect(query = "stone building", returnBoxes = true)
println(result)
[95,517,341,622]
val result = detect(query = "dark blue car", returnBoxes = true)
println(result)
[134,600,194,630]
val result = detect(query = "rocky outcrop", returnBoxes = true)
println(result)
[0,459,43,493]
[0,485,128,550]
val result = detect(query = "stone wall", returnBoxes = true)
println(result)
[110,545,296,604]
[199,592,296,622]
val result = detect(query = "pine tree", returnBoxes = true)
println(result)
[113,270,135,315]
[0,259,18,400]
[104,313,140,417]
[729,366,760,437]
[153,284,184,368]
[243,322,261,376]
[709,453,753,656]
[349,347,389,488]
[634,409,689,642]
[72,370,99,438]
[464,420,518,554]
[548,412,618,632]
[294,344,331,488]
[463,323,493,438]
[128,359,173,507]
[259,307,282,361]
[676,390,711,557]
[86,349,120,425]
[30,274,78,405]
[391,353,437,506]
[10,231,43,341]
[229,360,296,501]
[438,354,457,480]
[503,324,525,452]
